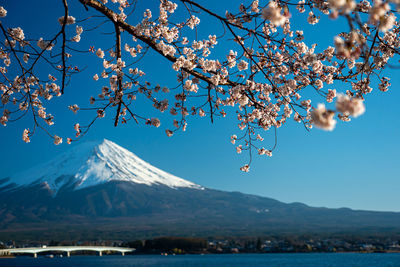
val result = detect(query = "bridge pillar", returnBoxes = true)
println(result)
[67,251,70,257]
[122,252,125,256]
[98,251,102,257]
[33,253,37,258]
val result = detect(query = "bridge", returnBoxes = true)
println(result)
[0,246,135,258]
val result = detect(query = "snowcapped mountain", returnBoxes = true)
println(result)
[5,139,202,193]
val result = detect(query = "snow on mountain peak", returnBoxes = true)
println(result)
[6,139,203,192]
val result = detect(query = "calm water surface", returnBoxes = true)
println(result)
[1,253,400,267]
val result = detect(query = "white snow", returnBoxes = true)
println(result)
[6,139,203,193]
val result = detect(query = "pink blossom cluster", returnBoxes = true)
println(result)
[0,0,399,169]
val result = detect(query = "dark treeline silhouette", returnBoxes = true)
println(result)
[120,235,400,254]
[124,237,207,254]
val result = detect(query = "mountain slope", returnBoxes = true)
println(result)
[1,139,400,241]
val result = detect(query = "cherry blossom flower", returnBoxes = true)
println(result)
[71,35,81,42]
[240,164,250,172]
[9,27,25,41]
[0,6,7,17]
[328,0,356,13]
[68,104,79,114]
[37,38,54,50]
[326,89,336,103]
[307,11,319,25]
[336,94,365,117]
[379,14,396,32]
[76,25,83,35]
[22,129,30,143]
[58,16,76,25]
[97,109,105,118]
[230,135,237,144]
[53,135,63,145]
[251,0,259,13]
[237,60,248,71]
[311,104,336,131]
[96,48,105,58]
[165,129,173,137]
[187,15,200,29]
[258,148,272,157]
[74,123,81,137]
[150,118,161,127]
[262,1,287,26]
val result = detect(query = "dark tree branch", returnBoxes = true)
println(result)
[61,0,69,94]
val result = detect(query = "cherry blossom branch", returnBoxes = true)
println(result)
[78,0,237,87]
[113,23,123,127]
[61,0,69,94]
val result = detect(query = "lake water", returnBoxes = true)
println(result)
[1,253,400,267]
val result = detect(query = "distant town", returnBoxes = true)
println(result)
[2,235,400,257]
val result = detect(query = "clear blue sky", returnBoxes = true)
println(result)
[1,0,400,212]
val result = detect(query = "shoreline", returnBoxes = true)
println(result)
[3,251,400,258]
[1,252,400,258]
